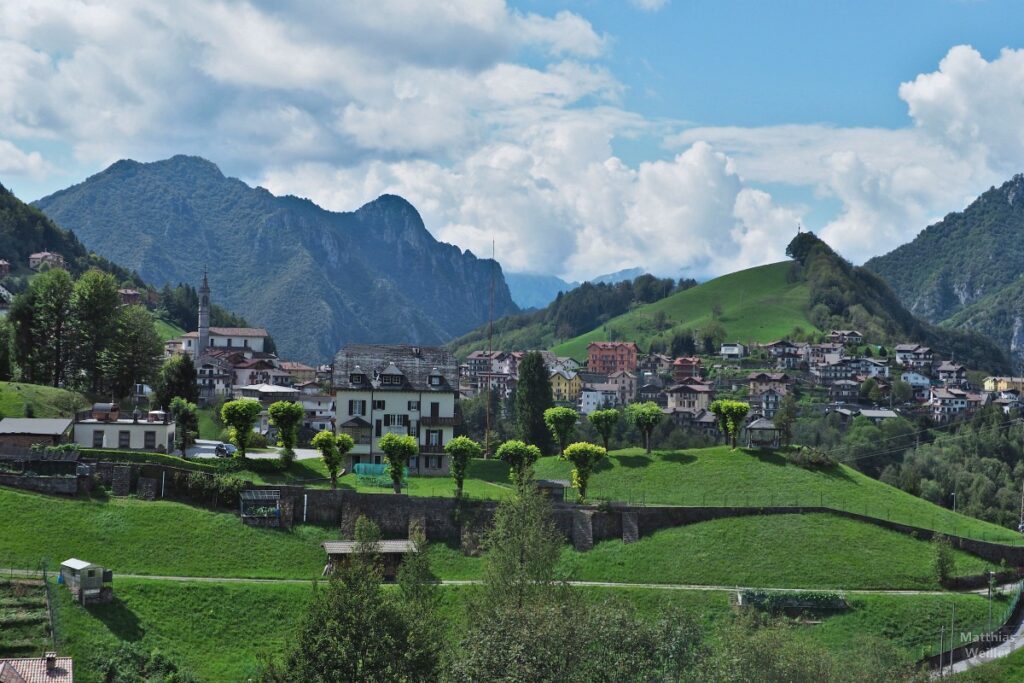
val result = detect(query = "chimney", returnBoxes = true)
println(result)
[45,652,57,671]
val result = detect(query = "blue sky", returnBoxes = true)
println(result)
[3,1,1024,280]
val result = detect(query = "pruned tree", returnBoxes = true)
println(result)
[710,399,750,449]
[312,430,341,489]
[588,409,620,451]
[496,439,541,486]
[445,435,482,497]
[220,398,262,458]
[379,432,417,494]
[169,396,198,458]
[625,401,662,453]
[268,400,304,464]
[543,406,578,455]
[561,442,606,503]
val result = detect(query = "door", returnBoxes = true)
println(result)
[430,402,440,419]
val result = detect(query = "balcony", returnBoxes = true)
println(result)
[420,415,460,427]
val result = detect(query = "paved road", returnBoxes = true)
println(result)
[186,439,319,461]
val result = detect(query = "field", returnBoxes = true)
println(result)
[0,381,87,419]
[552,261,818,360]
[152,317,185,342]
[0,578,51,658]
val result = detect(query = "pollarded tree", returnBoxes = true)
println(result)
[625,401,662,453]
[588,409,620,451]
[379,432,418,494]
[562,442,606,503]
[445,435,482,498]
[335,433,355,482]
[496,439,541,486]
[710,399,750,449]
[312,430,341,489]
[543,406,578,455]
[268,400,304,464]
[220,398,263,458]
[169,396,198,458]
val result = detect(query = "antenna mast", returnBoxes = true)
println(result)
[485,238,495,458]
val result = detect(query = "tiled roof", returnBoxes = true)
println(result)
[0,657,73,683]
[334,345,457,392]
[182,327,269,338]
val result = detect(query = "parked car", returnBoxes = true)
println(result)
[214,442,237,458]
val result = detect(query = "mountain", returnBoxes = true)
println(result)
[33,156,518,362]
[504,273,578,310]
[865,174,1024,322]
[589,267,646,285]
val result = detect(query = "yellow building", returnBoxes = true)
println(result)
[550,369,583,403]
[984,376,1024,393]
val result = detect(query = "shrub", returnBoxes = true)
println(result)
[785,446,836,469]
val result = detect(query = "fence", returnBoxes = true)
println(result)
[922,579,1024,670]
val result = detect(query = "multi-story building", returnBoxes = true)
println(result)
[579,384,620,415]
[28,251,65,270]
[334,345,458,476]
[73,403,176,452]
[550,369,583,403]
[719,342,747,360]
[895,344,934,370]
[587,341,638,375]
[750,388,783,418]
[671,357,702,382]
[664,382,714,412]
[747,372,791,396]
[828,329,864,345]
[608,369,637,405]
[937,360,967,387]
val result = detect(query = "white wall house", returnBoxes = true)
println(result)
[73,408,176,452]
[334,345,458,476]
[579,386,619,415]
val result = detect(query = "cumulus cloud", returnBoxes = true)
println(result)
[0,140,51,179]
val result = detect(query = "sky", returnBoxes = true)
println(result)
[3,0,1024,282]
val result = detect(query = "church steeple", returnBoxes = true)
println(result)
[196,269,210,361]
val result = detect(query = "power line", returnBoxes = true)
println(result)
[831,418,1022,465]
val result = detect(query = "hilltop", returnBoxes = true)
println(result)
[34,156,519,362]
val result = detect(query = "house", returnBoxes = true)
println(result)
[0,259,9,277]
[639,353,674,375]
[809,342,844,364]
[334,345,458,476]
[73,405,175,452]
[901,371,932,401]
[858,408,899,424]
[60,557,113,604]
[550,369,583,403]
[745,418,780,449]
[28,251,65,270]
[828,329,864,345]
[930,387,969,423]
[586,341,638,375]
[639,382,667,406]
[720,342,747,360]
[664,406,719,435]
[554,356,581,372]
[579,385,620,415]
[0,418,72,452]
[664,382,714,412]
[300,394,335,432]
[236,383,302,434]
[984,376,1024,393]
[894,344,934,370]
[672,356,702,382]
[608,369,637,405]
[182,326,271,355]
[280,361,316,384]
[117,288,142,305]
[764,340,799,358]
[749,388,783,419]
[747,372,791,396]
[864,358,891,379]
[828,379,859,403]
[937,360,967,387]
[0,654,73,683]
[813,357,864,384]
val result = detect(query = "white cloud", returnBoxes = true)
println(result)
[0,140,51,179]
[630,0,670,11]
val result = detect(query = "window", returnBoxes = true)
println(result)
[118,431,130,449]
[383,414,409,427]
[427,429,441,447]
[227,338,233,347]
[373,400,385,410]
[408,456,418,469]
[350,373,363,384]
[144,431,156,449]
[375,420,382,437]
[348,400,366,416]
[92,431,104,448]
[373,455,382,465]
[429,375,442,386]
[243,339,249,348]
[407,400,420,411]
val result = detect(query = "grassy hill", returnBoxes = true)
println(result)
[152,316,184,342]
[0,381,88,418]
[551,262,816,360]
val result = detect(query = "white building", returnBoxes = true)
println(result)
[579,385,619,415]
[73,404,176,452]
[720,342,747,360]
[334,345,458,476]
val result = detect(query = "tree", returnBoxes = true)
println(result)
[220,398,262,458]
[625,402,662,453]
[312,430,342,488]
[170,397,198,458]
[562,442,606,503]
[933,535,955,585]
[496,439,541,485]
[588,409,620,451]
[514,351,553,453]
[268,400,304,464]
[69,270,120,393]
[0,319,12,382]
[774,393,798,447]
[100,305,163,399]
[892,379,913,404]
[445,435,482,497]
[13,269,75,387]
[379,432,417,494]
[709,399,750,449]
[859,378,877,401]
[334,433,354,483]
[543,406,578,455]
[153,354,199,409]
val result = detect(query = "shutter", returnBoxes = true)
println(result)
[348,400,354,415]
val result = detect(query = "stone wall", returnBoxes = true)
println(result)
[0,473,78,495]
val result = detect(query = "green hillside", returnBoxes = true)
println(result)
[552,262,815,359]
[152,316,184,342]
[0,381,87,418]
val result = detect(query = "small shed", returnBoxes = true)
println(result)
[321,540,416,580]
[0,418,73,452]
[240,489,281,527]
[746,418,780,449]
[535,479,571,503]
[59,558,113,605]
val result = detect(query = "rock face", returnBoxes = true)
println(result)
[33,156,518,362]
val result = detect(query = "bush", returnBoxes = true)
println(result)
[785,446,836,469]
[249,432,269,449]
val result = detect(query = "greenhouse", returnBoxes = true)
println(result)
[240,489,282,527]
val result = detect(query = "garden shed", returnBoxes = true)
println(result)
[321,540,416,580]
[59,558,113,605]
[240,489,281,527]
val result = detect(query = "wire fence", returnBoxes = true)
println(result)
[921,580,1024,663]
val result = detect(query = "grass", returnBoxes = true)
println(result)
[196,407,219,440]
[0,579,51,658]
[558,514,997,590]
[531,447,1023,543]
[0,487,331,579]
[152,317,185,342]
[552,261,818,360]
[0,381,87,419]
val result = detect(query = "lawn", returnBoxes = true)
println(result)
[0,381,87,419]
[0,487,332,579]
[552,261,818,360]
[531,447,1023,543]
[195,407,219,440]
[558,514,997,590]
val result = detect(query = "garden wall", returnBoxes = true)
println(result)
[0,473,78,495]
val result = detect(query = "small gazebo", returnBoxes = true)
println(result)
[746,418,780,449]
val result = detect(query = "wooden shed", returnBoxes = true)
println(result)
[59,558,113,605]
[321,540,416,581]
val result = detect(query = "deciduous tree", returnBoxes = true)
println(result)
[70,270,120,393]
[562,442,606,503]
[445,435,482,497]
[774,394,798,447]
[543,406,578,455]
[221,398,262,458]
[496,439,541,485]
[268,400,304,464]
[625,401,662,453]
[710,399,750,449]
[379,432,417,494]
[100,305,163,399]
[153,354,199,409]
[170,397,198,457]
[312,430,341,488]
[588,408,620,451]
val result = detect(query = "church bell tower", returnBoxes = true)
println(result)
[196,270,210,361]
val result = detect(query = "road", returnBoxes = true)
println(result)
[186,439,320,461]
